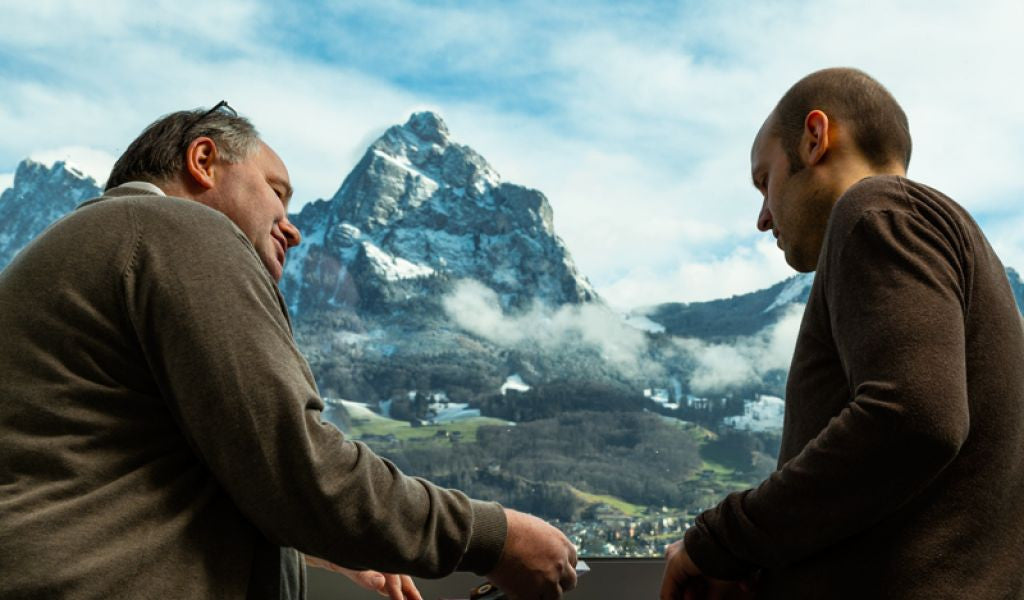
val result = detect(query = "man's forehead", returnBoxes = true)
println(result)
[751,115,775,159]
[258,142,290,177]
[258,142,286,169]
[752,114,784,171]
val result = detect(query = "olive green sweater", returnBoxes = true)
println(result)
[685,176,1024,597]
[0,186,507,599]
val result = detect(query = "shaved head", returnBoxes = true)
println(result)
[770,67,911,173]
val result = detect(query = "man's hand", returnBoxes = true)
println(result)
[304,554,423,600]
[660,541,753,600]
[485,508,578,600]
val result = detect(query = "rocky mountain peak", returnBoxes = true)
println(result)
[10,159,97,193]
[354,112,503,232]
[280,112,596,316]
[0,159,101,270]
[405,111,449,144]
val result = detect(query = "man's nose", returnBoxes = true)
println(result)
[281,218,302,248]
[757,199,773,232]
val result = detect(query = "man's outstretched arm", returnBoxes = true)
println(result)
[122,199,575,593]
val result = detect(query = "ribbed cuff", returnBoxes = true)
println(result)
[455,500,508,575]
[683,515,754,580]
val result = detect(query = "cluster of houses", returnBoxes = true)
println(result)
[643,387,784,432]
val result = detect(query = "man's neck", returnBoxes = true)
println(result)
[835,161,906,200]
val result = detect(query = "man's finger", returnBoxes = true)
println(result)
[382,573,404,599]
[561,561,578,592]
[401,575,423,600]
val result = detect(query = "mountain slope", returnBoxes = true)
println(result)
[0,160,101,270]
[644,273,814,342]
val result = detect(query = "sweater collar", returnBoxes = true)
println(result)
[77,181,167,210]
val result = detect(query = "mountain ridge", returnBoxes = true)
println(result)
[279,111,597,318]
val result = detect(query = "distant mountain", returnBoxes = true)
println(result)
[280,111,596,318]
[643,273,814,342]
[0,160,101,270]
[647,266,1024,343]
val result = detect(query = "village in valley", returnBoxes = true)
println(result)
[322,375,785,557]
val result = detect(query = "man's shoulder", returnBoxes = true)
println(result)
[78,192,240,236]
[74,192,261,278]
[829,175,960,239]
[832,175,963,221]
[832,175,909,221]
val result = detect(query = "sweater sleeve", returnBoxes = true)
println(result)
[684,207,970,578]
[121,199,506,577]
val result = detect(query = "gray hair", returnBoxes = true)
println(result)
[105,104,260,190]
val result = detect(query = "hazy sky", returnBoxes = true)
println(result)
[2,0,1021,308]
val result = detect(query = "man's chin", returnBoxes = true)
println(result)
[783,248,817,273]
[262,259,284,282]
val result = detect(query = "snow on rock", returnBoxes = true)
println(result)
[500,374,532,395]
[723,394,785,432]
[644,388,679,410]
[763,273,814,313]
[624,312,666,334]
[362,241,435,281]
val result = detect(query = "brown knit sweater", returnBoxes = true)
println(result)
[685,176,1024,598]
[0,186,507,599]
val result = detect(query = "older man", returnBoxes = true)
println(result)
[0,103,577,599]
[662,68,1024,598]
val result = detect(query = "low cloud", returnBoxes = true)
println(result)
[677,303,804,395]
[442,279,654,375]
[444,278,805,395]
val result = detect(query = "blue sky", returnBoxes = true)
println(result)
[2,0,1022,307]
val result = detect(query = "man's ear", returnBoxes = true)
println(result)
[184,137,219,190]
[801,110,830,167]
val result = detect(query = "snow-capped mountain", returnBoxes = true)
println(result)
[279,112,597,317]
[0,160,101,270]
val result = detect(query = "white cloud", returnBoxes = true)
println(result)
[986,215,1024,274]
[442,279,653,374]
[443,277,806,393]
[600,238,795,308]
[678,303,804,394]
[0,173,13,194]
[401,1,1024,304]
[0,0,1021,308]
